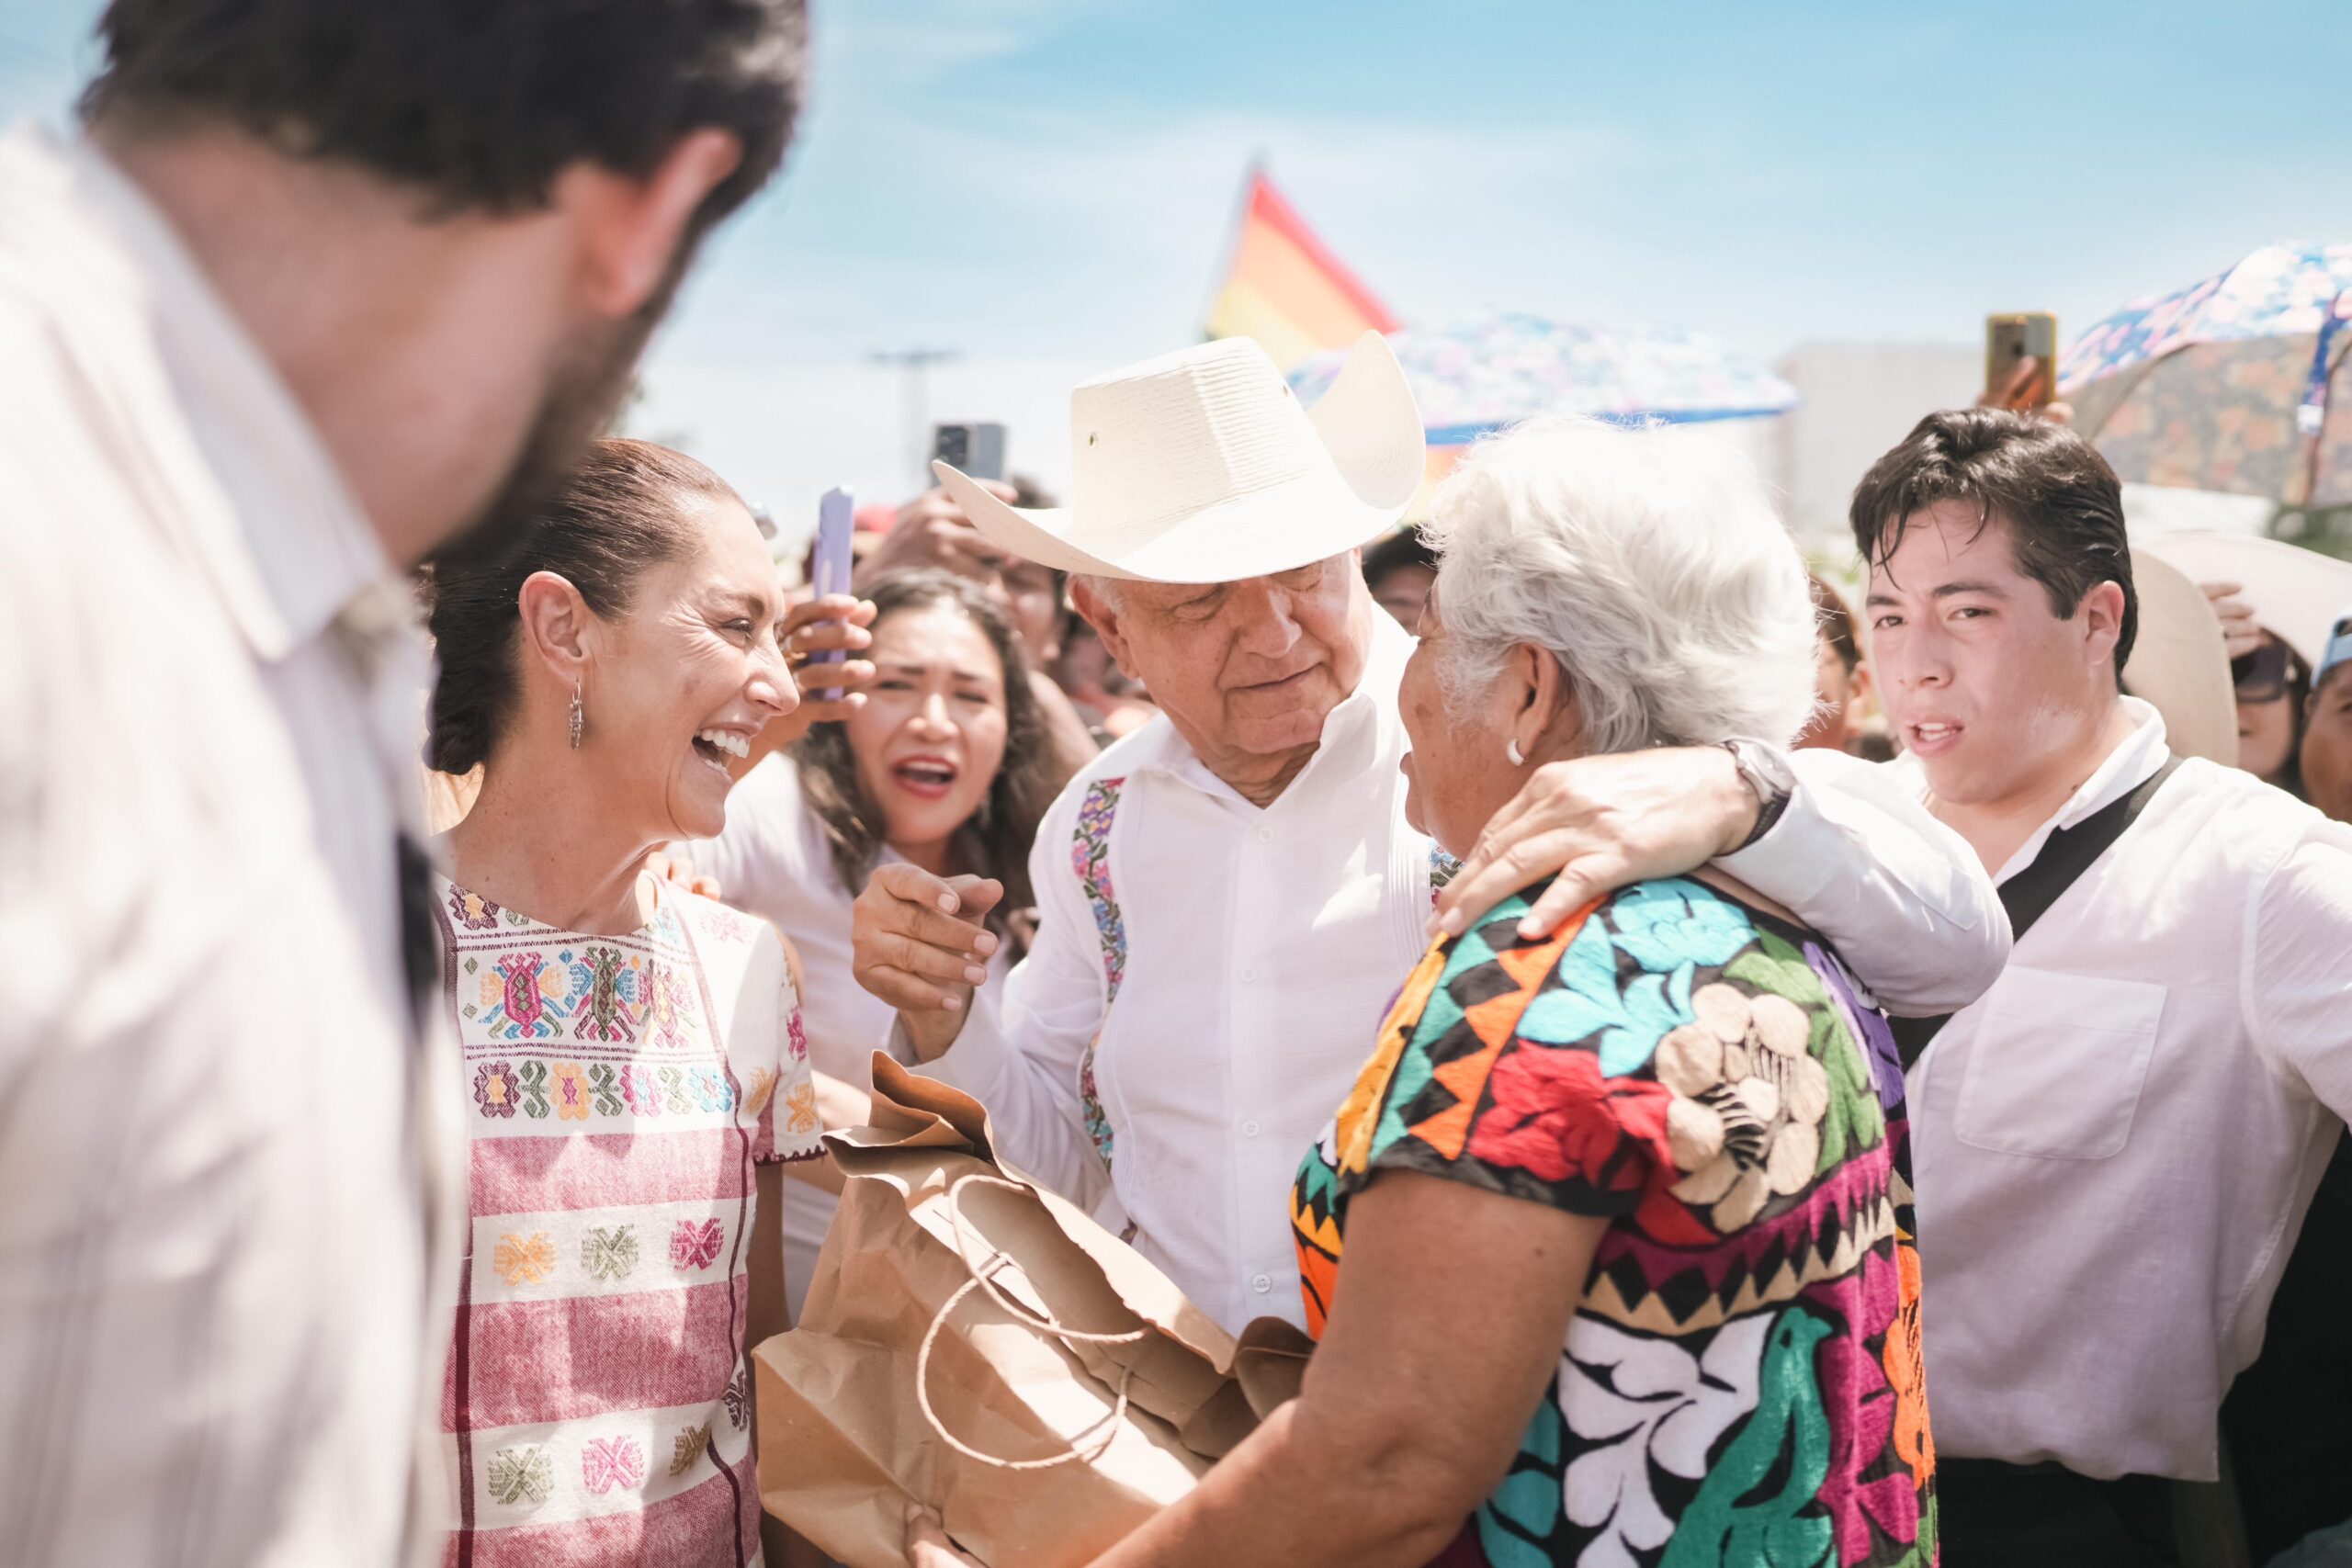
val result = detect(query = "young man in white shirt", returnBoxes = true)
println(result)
[854,333,2014,1335]
[1844,409,2352,1565]
[0,5,807,1564]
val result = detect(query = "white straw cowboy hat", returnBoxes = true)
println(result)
[931,331,1426,583]
[2137,530,2352,670]
[2123,546,2239,766]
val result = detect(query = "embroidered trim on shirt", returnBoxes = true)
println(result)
[1071,777,1128,1169]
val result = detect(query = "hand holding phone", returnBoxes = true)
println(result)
[808,486,854,700]
[1984,312,2059,410]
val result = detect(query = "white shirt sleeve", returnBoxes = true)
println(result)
[2246,823,2352,1119]
[910,784,1113,1211]
[1717,746,2012,1017]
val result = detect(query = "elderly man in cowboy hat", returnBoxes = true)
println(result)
[852,332,2009,1332]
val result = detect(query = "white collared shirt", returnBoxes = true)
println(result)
[0,124,451,1568]
[1903,698,2352,1481]
[922,614,2012,1334]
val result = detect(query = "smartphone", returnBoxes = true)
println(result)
[808,486,854,700]
[1985,312,2059,409]
[931,422,1007,482]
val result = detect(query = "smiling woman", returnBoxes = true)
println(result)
[415,438,823,1568]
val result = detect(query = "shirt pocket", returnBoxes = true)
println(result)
[1952,965,2166,1160]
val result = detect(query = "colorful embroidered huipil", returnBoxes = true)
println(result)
[435,879,821,1567]
[1295,875,1936,1568]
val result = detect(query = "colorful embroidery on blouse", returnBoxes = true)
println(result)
[1071,776,1128,1170]
[1292,876,1934,1568]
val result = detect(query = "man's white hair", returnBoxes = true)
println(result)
[1422,414,1817,752]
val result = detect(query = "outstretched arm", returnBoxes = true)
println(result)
[1431,742,2008,1016]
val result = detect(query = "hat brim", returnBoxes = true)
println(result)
[2137,532,2352,670]
[933,330,1426,584]
[2123,547,2239,766]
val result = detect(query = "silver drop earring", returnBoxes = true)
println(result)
[569,682,584,750]
[1506,737,1525,767]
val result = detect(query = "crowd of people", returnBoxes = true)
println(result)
[6,6,2352,1568]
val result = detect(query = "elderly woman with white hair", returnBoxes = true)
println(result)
[912,415,1936,1568]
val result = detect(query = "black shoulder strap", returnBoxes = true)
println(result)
[1887,755,2183,1068]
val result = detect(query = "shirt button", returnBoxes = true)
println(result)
[1255,826,1273,843]
[1240,966,1259,984]
[1250,1272,1272,1294]
[1240,1118,1261,1138]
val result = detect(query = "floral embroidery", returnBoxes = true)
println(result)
[492,952,560,1040]
[784,1079,820,1136]
[448,886,502,931]
[549,1060,591,1121]
[588,1063,625,1117]
[723,1368,751,1430]
[492,1230,556,1286]
[1656,983,1830,1233]
[620,1063,664,1119]
[660,1065,693,1116]
[671,1217,724,1272]
[581,1224,639,1280]
[580,1435,647,1495]
[642,960,694,1049]
[576,945,639,1043]
[1553,1314,1771,1561]
[486,1445,552,1506]
[689,1065,732,1113]
[1070,777,1127,1170]
[742,1066,777,1121]
[1293,874,1934,1566]
[473,1060,519,1119]
[669,1424,712,1477]
[513,1057,551,1119]
[786,1007,809,1063]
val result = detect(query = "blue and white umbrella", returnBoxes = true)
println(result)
[1287,311,1800,447]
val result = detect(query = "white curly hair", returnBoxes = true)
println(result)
[1420,414,1818,752]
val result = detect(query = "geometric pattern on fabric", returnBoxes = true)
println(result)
[1072,777,1127,1173]
[435,879,820,1568]
[1293,874,1936,1567]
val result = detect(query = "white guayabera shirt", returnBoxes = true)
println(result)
[0,125,456,1568]
[1902,699,2352,1482]
[920,612,2012,1334]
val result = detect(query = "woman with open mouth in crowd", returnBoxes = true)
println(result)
[684,567,1072,1316]
[420,438,825,1565]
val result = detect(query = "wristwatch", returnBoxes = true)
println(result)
[1719,739,1795,852]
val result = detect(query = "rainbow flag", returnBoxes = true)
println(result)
[1204,169,1399,371]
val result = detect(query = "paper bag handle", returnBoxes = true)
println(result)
[913,1174,1152,1472]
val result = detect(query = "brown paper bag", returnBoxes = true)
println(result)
[756,1057,1299,1567]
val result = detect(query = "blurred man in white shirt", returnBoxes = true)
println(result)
[0,4,807,1563]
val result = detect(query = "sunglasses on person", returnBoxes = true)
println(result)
[2233,637,2312,705]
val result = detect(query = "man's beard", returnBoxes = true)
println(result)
[422,244,694,580]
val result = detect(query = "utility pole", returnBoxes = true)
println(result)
[868,347,960,491]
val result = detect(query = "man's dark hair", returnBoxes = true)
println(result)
[1849,408,2136,674]
[1362,527,1435,589]
[81,0,807,225]
[1808,573,1860,674]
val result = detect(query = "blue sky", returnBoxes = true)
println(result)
[5,0,2348,535]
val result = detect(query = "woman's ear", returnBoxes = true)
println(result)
[1513,642,1578,759]
[516,570,595,686]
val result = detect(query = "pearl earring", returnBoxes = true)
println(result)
[569,682,584,750]
[1506,737,1525,766]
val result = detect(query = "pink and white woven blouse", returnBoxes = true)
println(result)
[432,877,821,1567]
